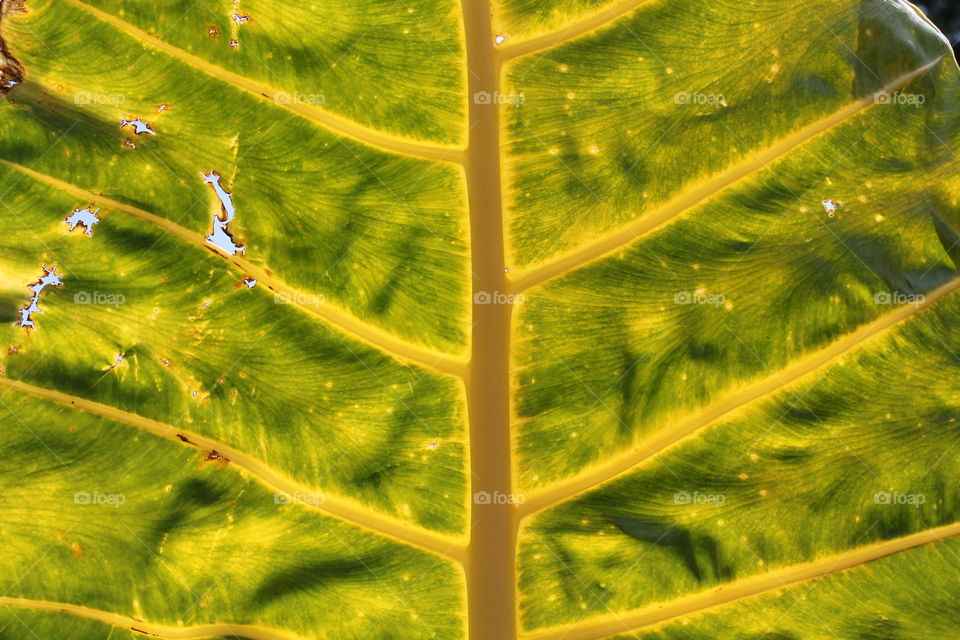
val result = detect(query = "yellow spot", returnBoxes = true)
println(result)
[875,214,884,222]
[566,92,576,100]
[759,489,768,496]
[665,67,674,74]
[559,64,568,72]
[738,473,748,480]
[548,147,559,155]
[749,453,759,461]
[692,263,700,270]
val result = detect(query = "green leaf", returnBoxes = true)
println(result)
[0,0,959,638]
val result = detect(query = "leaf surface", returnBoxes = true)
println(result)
[1,0,959,639]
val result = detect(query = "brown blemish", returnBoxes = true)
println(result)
[175,433,193,444]
[203,449,229,464]
[206,24,220,40]
[0,5,24,96]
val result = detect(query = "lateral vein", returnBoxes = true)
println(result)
[0,596,307,640]
[509,57,945,293]
[522,521,960,640]
[62,0,465,164]
[0,158,468,377]
[519,274,960,518]
[499,0,653,60]
[0,376,468,562]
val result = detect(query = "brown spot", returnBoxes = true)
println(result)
[203,449,229,465]
[70,542,83,559]
[7,345,18,355]
[176,433,193,444]
[206,24,221,40]
[0,32,23,96]
[121,139,137,150]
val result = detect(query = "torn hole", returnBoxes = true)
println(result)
[64,204,101,236]
[14,264,63,330]
[201,170,245,255]
[120,117,156,136]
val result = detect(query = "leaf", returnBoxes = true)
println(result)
[0,0,959,639]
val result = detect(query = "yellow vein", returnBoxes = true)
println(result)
[0,159,468,377]
[499,0,653,60]
[519,274,960,518]
[61,0,464,164]
[461,0,519,638]
[522,521,960,640]
[0,376,467,562]
[509,57,945,293]
[0,597,306,640]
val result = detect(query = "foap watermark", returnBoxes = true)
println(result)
[674,490,726,506]
[74,291,125,307]
[474,291,525,305]
[74,91,125,106]
[74,491,126,507]
[673,91,727,106]
[473,90,525,106]
[274,292,326,305]
[274,491,325,507]
[274,91,326,106]
[873,291,925,307]
[874,91,926,106]
[674,290,726,307]
[474,490,525,505]
[873,491,925,508]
